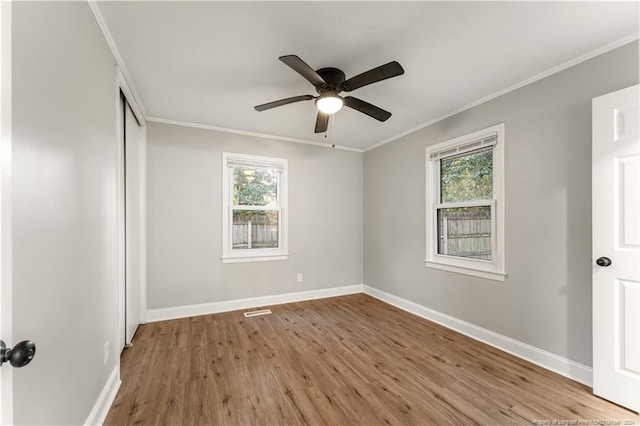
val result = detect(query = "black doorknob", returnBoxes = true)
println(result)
[0,340,36,368]
[596,257,612,267]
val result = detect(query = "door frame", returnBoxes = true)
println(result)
[0,1,12,423]
[115,67,147,353]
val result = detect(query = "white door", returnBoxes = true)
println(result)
[0,1,12,422]
[124,100,142,345]
[593,84,640,412]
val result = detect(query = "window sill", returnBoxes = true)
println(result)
[424,260,506,281]
[221,254,289,264]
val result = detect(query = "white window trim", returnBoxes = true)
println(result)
[425,123,506,281]
[221,152,289,263]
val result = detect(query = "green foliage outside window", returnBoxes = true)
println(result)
[440,149,493,202]
[233,166,278,207]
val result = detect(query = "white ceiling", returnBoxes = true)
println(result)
[95,1,639,151]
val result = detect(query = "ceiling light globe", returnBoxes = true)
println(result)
[316,94,344,114]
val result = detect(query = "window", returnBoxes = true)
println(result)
[222,152,288,263]
[425,124,505,281]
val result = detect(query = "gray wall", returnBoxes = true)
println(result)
[12,2,119,424]
[363,41,639,366]
[146,123,363,309]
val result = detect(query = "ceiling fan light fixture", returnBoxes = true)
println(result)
[315,93,344,114]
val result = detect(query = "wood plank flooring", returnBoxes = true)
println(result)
[105,294,638,425]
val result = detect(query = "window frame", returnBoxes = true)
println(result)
[221,152,288,263]
[425,124,506,281]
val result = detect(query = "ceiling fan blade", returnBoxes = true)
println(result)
[254,95,314,111]
[279,55,326,87]
[344,96,392,122]
[314,112,329,133]
[341,61,404,92]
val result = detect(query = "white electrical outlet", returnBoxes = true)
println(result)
[104,341,109,365]
[297,273,303,282]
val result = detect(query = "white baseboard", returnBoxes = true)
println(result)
[144,283,592,387]
[146,284,364,323]
[363,285,593,387]
[84,365,121,426]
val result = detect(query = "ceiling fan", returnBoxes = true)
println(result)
[254,55,405,134]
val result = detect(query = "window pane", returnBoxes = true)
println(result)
[437,206,491,260]
[440,149,493,202]
[232,210,279,250]
[233,166,278,206]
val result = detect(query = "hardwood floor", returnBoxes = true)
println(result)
[105,294,637,425]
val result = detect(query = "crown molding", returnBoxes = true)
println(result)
[87,0,148,121]
[364,32,640,152]
[85,1,637,154]
[146,117,364,153]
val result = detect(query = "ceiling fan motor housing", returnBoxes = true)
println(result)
[315,67,346,94]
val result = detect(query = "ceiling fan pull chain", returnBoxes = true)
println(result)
[330,113,336,147]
